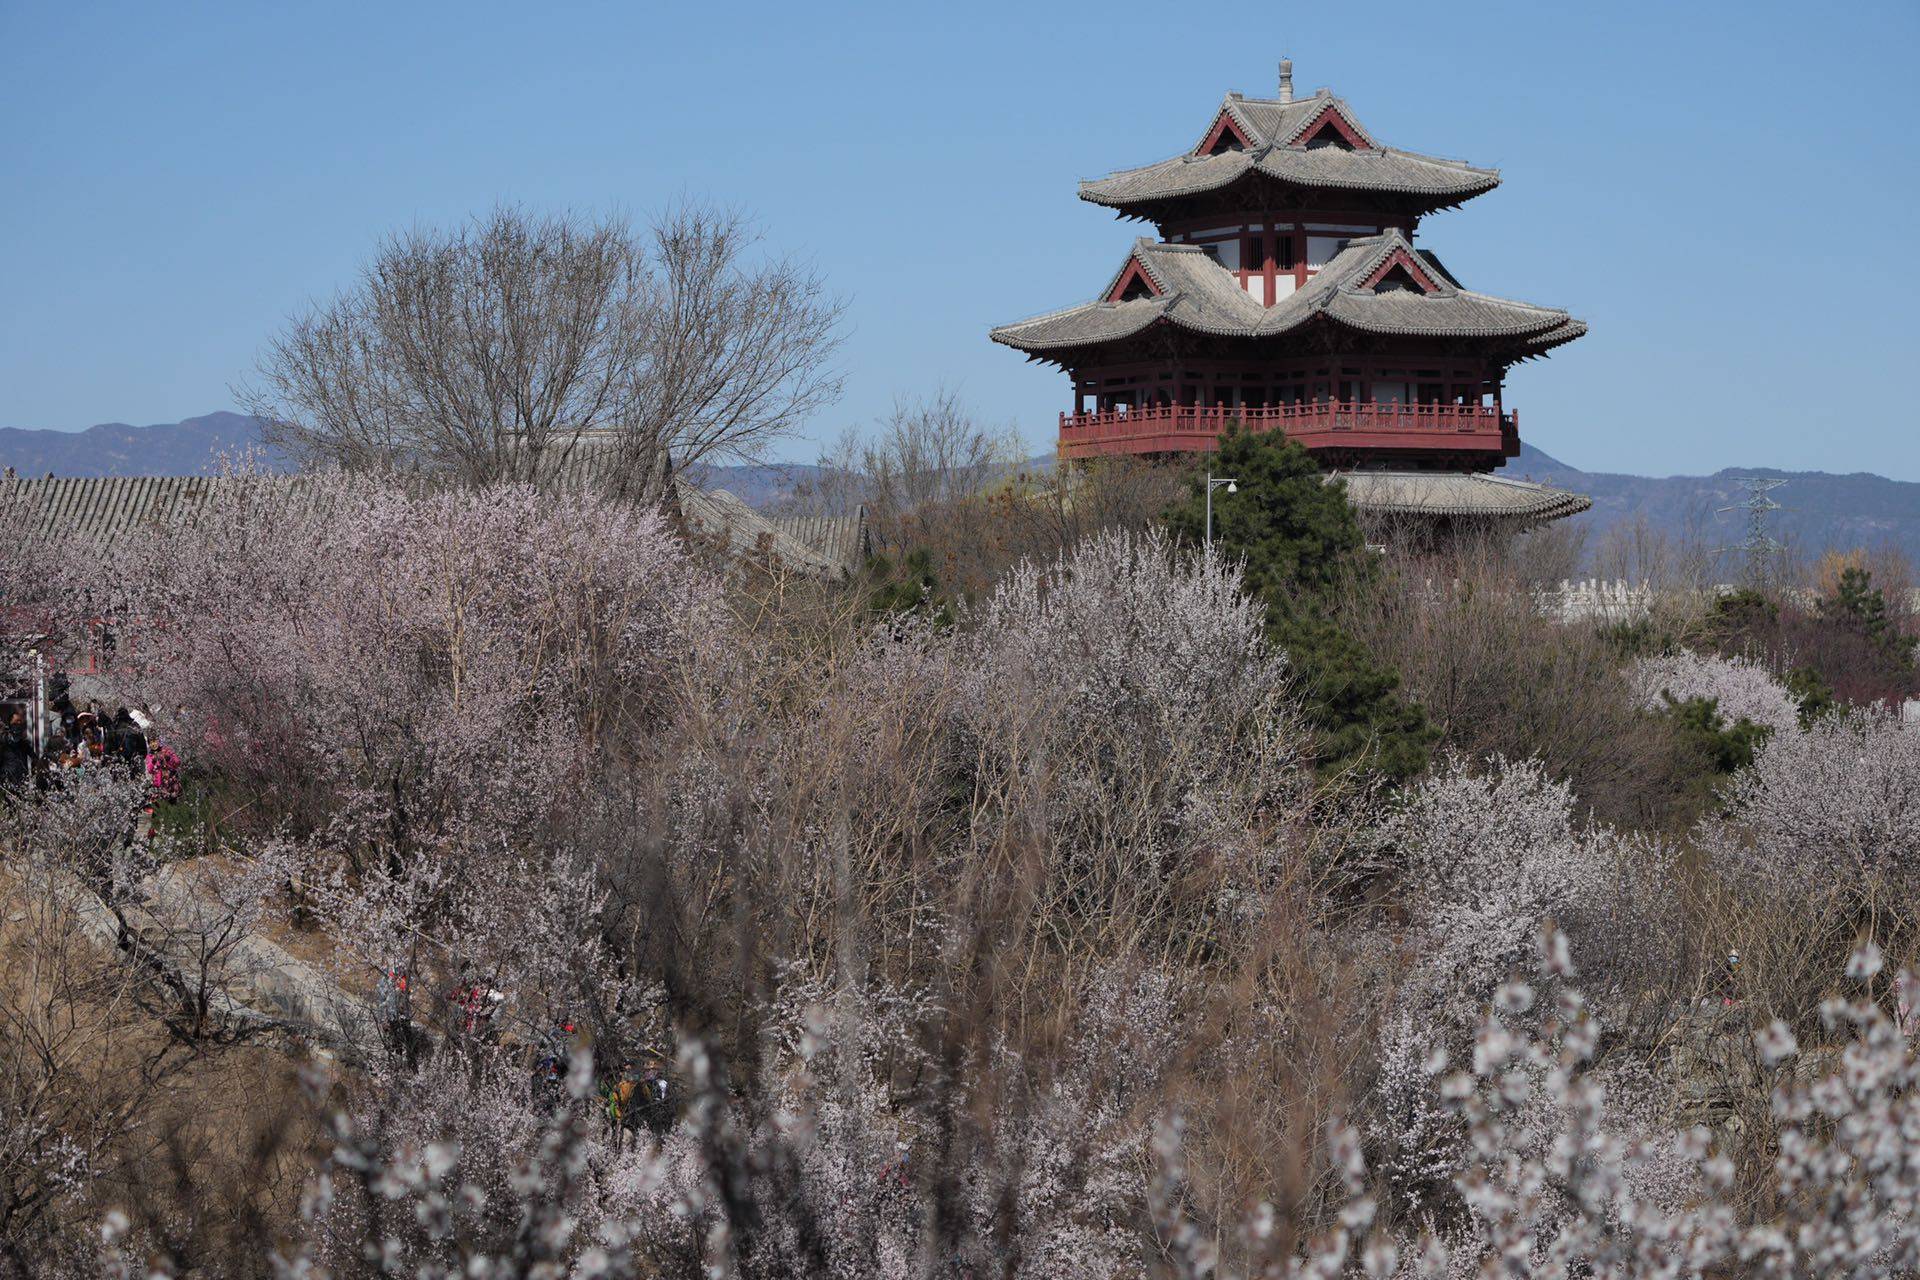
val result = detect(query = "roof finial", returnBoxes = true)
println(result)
[1278,56,1294,103]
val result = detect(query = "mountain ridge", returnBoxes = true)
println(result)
[0,411,291,477]
[1500,442,1920,565]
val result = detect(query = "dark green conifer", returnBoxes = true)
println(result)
[1165,428,1435,781]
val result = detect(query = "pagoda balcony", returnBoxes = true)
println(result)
[1057,402,1518,461]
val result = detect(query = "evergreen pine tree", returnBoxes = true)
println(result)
[1822,567,1900,655]
[1165,428,1435,781]
[867,548,953,625]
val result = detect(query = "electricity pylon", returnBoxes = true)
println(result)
[1714,476,1788,587]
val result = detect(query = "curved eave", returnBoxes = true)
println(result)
[1077,151,1501,215]
[1332,471,1593,522]
[1519,318,1588,356]
[991,304,1588,360]
[990,231,1589,360]
[988,298,1170,356]
[1314,290,1575,342]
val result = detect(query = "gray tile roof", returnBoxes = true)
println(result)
[0,476,313,549]
[1,474,302,545]
[768,512,870,576]
[1079,92,1500,211]
[3,474,864,579]
[1330,470,1592,522]
[678,486,859,577]
[991,229,1584,355]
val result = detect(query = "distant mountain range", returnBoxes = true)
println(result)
[1499,443,1920,569]
[5,414,1916,567]
[0,411,292,477]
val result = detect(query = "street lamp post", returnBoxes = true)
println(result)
[1204,472,1239,550]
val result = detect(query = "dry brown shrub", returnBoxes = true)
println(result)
[1335,535,1699,828]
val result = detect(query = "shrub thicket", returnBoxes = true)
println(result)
[4,469,1920,1279]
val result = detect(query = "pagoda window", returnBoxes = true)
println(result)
[1372,264,1424,293]
[1274,236,1298,271]
[1307,236,1350,270]
[1109,260,1161,303]
[1199,114,1252,156]
[1298,110,1365,151]
[1244,236,1265,272]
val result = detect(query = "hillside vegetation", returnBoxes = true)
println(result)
[4,423,1920,1278]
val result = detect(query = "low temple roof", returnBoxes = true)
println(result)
[1080,92,1500,213]
[1330,470,1592,522]
[1,474,867,578]
[990,229,1586,357]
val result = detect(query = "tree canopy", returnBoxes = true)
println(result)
[1165,428,1434,782]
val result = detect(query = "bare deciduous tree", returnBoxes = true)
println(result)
[795,391,1025,528]
[241,204,844,504]
[1592,507,1714,592]
[788,391,1184,598]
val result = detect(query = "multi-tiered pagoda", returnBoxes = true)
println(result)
[992,61,1590,524]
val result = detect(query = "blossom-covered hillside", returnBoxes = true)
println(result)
[5,439,1920,1278]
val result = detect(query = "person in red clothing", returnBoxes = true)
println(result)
[446,974,503,1040]
[376,966,416,1065]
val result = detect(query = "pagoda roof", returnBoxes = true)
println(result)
[1079,92,1501,214]
[990,230,1586,358]
[1330,470,1591,523]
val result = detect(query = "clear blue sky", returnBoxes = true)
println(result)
[4,0,1918,479]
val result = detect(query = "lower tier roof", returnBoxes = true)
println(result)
[1330,469,1591,523]
[992,229,1585,363]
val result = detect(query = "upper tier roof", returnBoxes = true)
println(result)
[1079,91,1501,215]
[990,229,1586,358]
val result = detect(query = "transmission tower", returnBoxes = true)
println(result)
[1714,476,1788,587]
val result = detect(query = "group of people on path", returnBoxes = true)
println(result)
[376,964,675,1145]
[2,671,152,792]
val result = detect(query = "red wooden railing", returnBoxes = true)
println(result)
[1057,401,1518,460]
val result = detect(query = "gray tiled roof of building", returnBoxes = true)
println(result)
[991,229,1583,354]
[768,512,870,576]
[1330,470,1592,522]
[677,486,858,577]
[2,474,286,545]
[1079,92,1500,210]
[3,473,864,579]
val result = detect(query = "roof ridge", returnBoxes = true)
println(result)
[1375,145,1498,175]
[1128,241,1173,295]
[1452,288,1568,317]
[1276,96,1374,148]
[989,293,1161,332]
